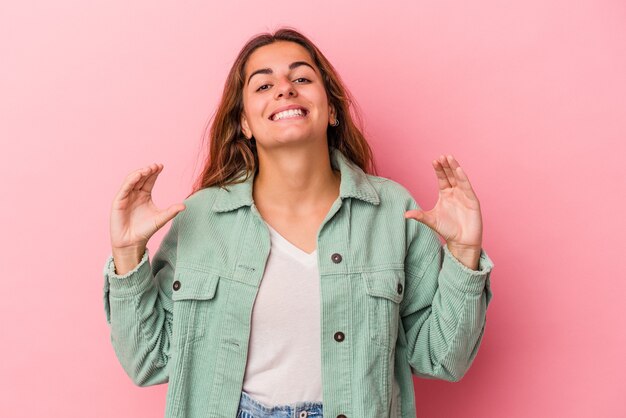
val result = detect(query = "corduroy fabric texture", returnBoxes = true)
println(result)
[103,147,494,418]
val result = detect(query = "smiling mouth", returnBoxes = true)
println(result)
[269,108,309,121]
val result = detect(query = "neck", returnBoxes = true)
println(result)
[253,142,340,214]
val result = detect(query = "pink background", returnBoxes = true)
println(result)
[1,0,625,417]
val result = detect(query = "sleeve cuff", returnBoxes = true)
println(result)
[440,245,494,294]
[102,248,153,297]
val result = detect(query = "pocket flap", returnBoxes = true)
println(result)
[171,268,220,301]
[362,269,405,303]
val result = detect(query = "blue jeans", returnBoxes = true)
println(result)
[237,390,324,418]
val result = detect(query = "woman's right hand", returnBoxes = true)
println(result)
[109,163,186,272]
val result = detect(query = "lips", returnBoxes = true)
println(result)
[268,104,309,120]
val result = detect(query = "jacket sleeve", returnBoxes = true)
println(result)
[102,215,179,387]
[399,198,494,382]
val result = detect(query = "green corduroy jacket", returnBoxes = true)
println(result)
[103,147,494,418]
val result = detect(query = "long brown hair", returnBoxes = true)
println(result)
[189,27,377,197]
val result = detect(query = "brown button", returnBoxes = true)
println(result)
[331,253,342,263]
[397,283,403,294]
[172,280,181,291]
[337,415,347,418]
[334,331,345,342]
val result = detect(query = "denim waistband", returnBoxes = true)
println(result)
[237,390,323,418]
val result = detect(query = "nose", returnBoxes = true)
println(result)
[274,77,297,99]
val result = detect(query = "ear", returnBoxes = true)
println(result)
[328,103,336,120]
[240,113,252,139]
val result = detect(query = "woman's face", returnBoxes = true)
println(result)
[240,41,334,149]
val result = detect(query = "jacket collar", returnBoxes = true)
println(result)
[211,147,380,212]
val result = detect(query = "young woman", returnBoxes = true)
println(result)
[104,28,494,418]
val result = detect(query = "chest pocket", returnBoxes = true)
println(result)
[362,269,405,349]
[171,268,220,342]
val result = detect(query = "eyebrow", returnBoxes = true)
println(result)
[246,61,316,86]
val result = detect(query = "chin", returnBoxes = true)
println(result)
[270,130,315,144]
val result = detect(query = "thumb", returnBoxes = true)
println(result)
[155,204,186,230]
[404,209,436,230]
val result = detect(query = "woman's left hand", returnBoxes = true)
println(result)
[404,155,483,270]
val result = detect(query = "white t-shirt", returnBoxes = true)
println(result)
[241,222,323,406]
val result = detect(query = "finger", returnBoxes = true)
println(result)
[404,209,437,231]
[433,159,452,189]
[125,165,152,182]
[135,164,158,191]
[446,156,477,197]
[140,164,163,193]
[115,168,149,202]
[155,203,187,230]
[439,155,457,187]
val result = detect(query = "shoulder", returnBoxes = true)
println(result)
[184,186,222,211]
[364,173,420,210]
[173,186,222,225]
[183,186,221,208]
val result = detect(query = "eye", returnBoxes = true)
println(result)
[294,77,311,83]
[256,84,271,92]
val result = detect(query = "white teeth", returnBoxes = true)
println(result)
[272,109,306,121]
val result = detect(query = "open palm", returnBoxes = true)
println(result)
[110,163,186,250]
[405,155,483,250]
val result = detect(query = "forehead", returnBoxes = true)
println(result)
[244,41,318,76]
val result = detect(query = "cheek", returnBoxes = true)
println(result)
[241,107,259,130]
[244,101,266,124]
[313,90,330,115]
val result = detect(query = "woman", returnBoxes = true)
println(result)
[104,28,494,418]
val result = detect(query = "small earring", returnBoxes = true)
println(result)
[330,117,339,127]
